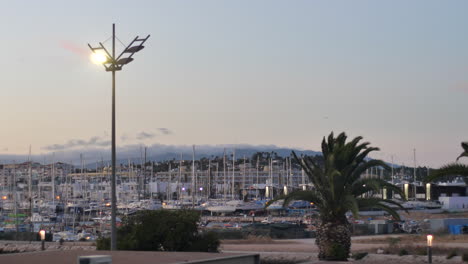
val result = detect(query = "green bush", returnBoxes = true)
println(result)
[463,252,468,262]
[0,232,45,241]
[189,232,220,252]
[446,250,457,259]
[386,237,401,247]
[398,248,409,256]
[97,210,219,252]
[96,236,111,250]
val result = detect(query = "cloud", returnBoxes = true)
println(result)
[120,134,129,141]
[158,128,173,135]
[136,132,156,140]
[42,136,111,151]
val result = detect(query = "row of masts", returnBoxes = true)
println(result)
[1,147,427,207]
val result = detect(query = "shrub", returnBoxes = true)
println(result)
[462,252,468,262]
[351,252,368,260]
[398,248,409,256]
[96,236,110,250]
[386,237,401,247]
[97,210,219,252]
[415,247,427,256]
[188,232,219,252]
[446,250,457,259]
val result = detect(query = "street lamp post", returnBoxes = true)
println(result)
[39,229,46,251]
[427,234,433,263]
[88,24,149,251]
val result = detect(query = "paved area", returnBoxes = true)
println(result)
[0,250,245,264]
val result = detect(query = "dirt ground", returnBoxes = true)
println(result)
[221,234,468,263]
[367,210,468,221]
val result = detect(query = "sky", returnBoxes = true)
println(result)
[0,0,467,167]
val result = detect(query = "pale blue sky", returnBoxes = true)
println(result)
[1,0,467,167]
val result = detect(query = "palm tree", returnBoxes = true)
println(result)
[425,142,468,183]
[277,132,404,261]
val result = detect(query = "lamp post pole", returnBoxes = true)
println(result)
[110,23,117,251]
[88,24,149,251]
[427,234,433,264]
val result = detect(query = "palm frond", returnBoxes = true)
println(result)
[282,190,321,208]
[357,198,403,220]
[461,142,468,152]
[348,159,389,184]
[425,163,468,183]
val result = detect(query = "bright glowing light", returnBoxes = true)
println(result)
[90,51,108,64]
[55,195,60,200]
[39,230,46,240]
[427,234,433,247]
[1,195,7,200]
[182,187,186,191]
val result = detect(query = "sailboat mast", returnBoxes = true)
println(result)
[391,155,394,185]
[177,154,182,200]
[13,160,18,235]
[52,153,55,204]
[215,162,219,198]
[301,158,306,190]
[28,147,33,233]
[413,148,417,199]
[256,157,259,199]
[191,145,195,208]
[242,156,246,200]
[167,162,171,200]
[232,149,235,200]
[208,159,211,199]
[223,149,226,199]
[80,154,84,200]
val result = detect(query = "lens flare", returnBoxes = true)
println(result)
[90,52,108,64]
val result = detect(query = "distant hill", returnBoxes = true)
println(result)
[0,144,321,168]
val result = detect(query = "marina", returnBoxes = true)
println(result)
[0,153,463,242]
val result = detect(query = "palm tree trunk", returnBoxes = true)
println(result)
[316,220,351,261]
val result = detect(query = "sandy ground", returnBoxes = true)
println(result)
[221,235,468,263]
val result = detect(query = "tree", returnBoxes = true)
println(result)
[96,210,219,252]
[425,142,468,183]
[276,132,404,261]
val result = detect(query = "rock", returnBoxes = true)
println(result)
[377,249,384,254]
